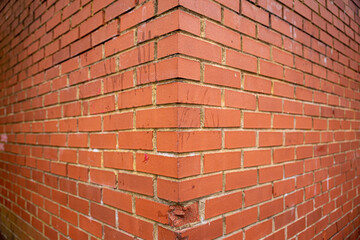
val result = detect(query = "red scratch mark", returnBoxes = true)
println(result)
[143,154,149,163]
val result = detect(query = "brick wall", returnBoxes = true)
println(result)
[0,0,359,239]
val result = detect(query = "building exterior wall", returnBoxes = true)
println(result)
[0,0,359,239]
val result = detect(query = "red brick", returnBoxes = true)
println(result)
[119,42,154,70]
[104,0,136,22]
[205,20,240,49]
[103,188,132,213]
[136,153,200,178]
[244,149,271,167]
[78,183,101,202]
[137,10,200,43]
[258,25,282,47]
[287,217,306,238]
[79,12,104,37]
[179,0,221,21]
[137,57,201,84]
[103,71,134,93]
[205,192,242,219]
[226,169,257,190]
[271,15,293,37]
[275,209,296,229]
[224,8,256,37]
[259,131,283,147]
[120,0,154,31]
[157,131,222,153]
[244,112,271,129]
[70,35,91,56]
[157,82,221,106]
[158,33,222,63]
[104,226,133,240]
[137,107,200,128]
[103,112,133,131]
[79,80,101,99]
[224,130,256,149]
[90,58,116,79]
[245,219,273,240]
[91,20,118,46]
[90,169,116,187]
[91,202,116,226]
[224,89,256,110]
[118,86,153,109]
[78,116,101,132]
[243,36,270,59]
[226,48,257,73]
[274,179,296,197]
[157,174,222,202]
[90,133,117,149]
[118,131,153,150]
[243,74,272,94]
[104,31,134,57]
[273,47,294,67]
[135,198,168,224]
[103,152,133,170]
[245,185,272,206]
[204,152,241,173]
[89,95,115,114]
[118,172,153,196]
[242,0,269,25]
[178,218,223,240]
[204,64,241,88]
[205,108,241,128]
[259,166,283,183]
[226,207,258,233]
[79,215,102,238]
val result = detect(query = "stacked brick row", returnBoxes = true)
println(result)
[0,0,359,239]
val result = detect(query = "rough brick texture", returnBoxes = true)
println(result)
[0,0,360,239]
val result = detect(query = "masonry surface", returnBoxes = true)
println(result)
[0,0,359,239]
